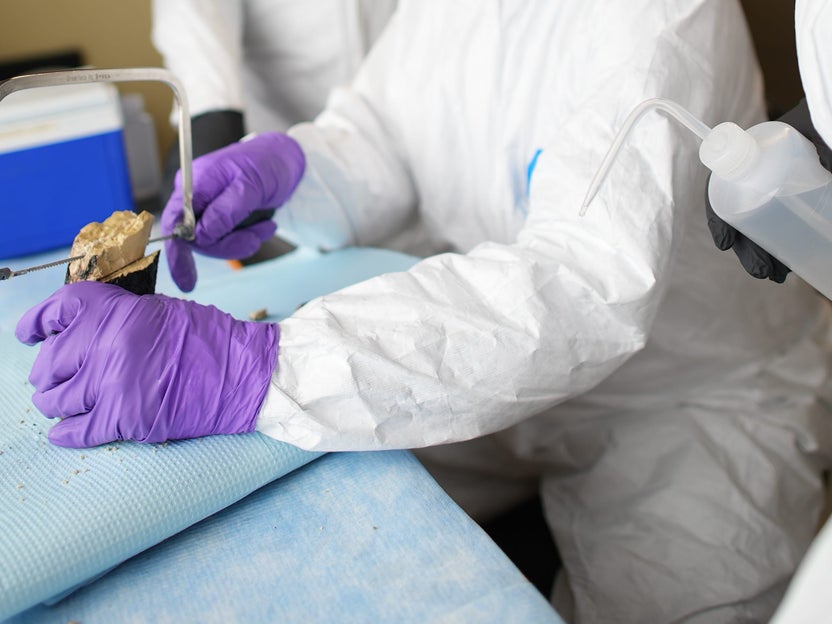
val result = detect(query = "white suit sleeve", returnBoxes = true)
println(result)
[796,0,832,148]
[151,0,245,121]
[257,2,762,451]
[770,516,832,623]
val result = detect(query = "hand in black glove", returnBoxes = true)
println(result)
[161,109,246,204]
[706,99,832,283]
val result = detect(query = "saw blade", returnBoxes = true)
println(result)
[0,234,175,281]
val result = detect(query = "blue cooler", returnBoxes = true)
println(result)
[0,82,134,258]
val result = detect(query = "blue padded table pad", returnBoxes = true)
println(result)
[8,451,564,623]
[0,246,420,619]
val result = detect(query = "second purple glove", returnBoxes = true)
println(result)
[162,132,306,292]
[15,281,279,448]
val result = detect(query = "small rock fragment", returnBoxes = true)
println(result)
[249,308,268,321]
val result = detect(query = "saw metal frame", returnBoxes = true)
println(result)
[0,67,195,240]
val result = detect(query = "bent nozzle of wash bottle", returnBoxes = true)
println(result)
[581,98,713,215]
[581,97,832,300]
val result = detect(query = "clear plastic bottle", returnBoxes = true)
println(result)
[700,120,832,297]
[582,99,832,299]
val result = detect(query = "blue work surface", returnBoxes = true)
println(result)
[0,246,413,618]
[8,451,562,624]
[0,245,562,623]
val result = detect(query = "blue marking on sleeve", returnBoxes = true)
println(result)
[526,148,543,196]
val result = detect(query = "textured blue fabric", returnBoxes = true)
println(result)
[8,451,564,623]
[0,246,420,620]
[0,330,318,620]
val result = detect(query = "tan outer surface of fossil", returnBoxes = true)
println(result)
[66,211,154,283]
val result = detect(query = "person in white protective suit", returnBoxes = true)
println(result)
[764,1,832,622]
[15,1,832,623]
[151,0,398,198]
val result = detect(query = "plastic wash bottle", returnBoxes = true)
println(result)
[582,99,832,299]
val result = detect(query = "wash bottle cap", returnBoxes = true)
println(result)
[698,122,759,181]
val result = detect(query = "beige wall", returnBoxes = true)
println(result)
[740,0,803,117]
[0,0,175,160]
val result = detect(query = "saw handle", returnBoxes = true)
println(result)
[234,208,276,231]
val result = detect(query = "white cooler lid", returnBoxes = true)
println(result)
[0,82,123,155]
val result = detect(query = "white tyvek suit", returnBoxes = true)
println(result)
[255,1,832,621]
[766,2,832,623]
[797,0,832,147]
[151,0,398,132]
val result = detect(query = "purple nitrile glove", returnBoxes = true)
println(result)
[15,281,279,448]
[162,131,306,292]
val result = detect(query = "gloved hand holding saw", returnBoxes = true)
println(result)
[162,131,306,292]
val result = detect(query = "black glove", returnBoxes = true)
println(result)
[160,109,246,205]
[705,99,832,283]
